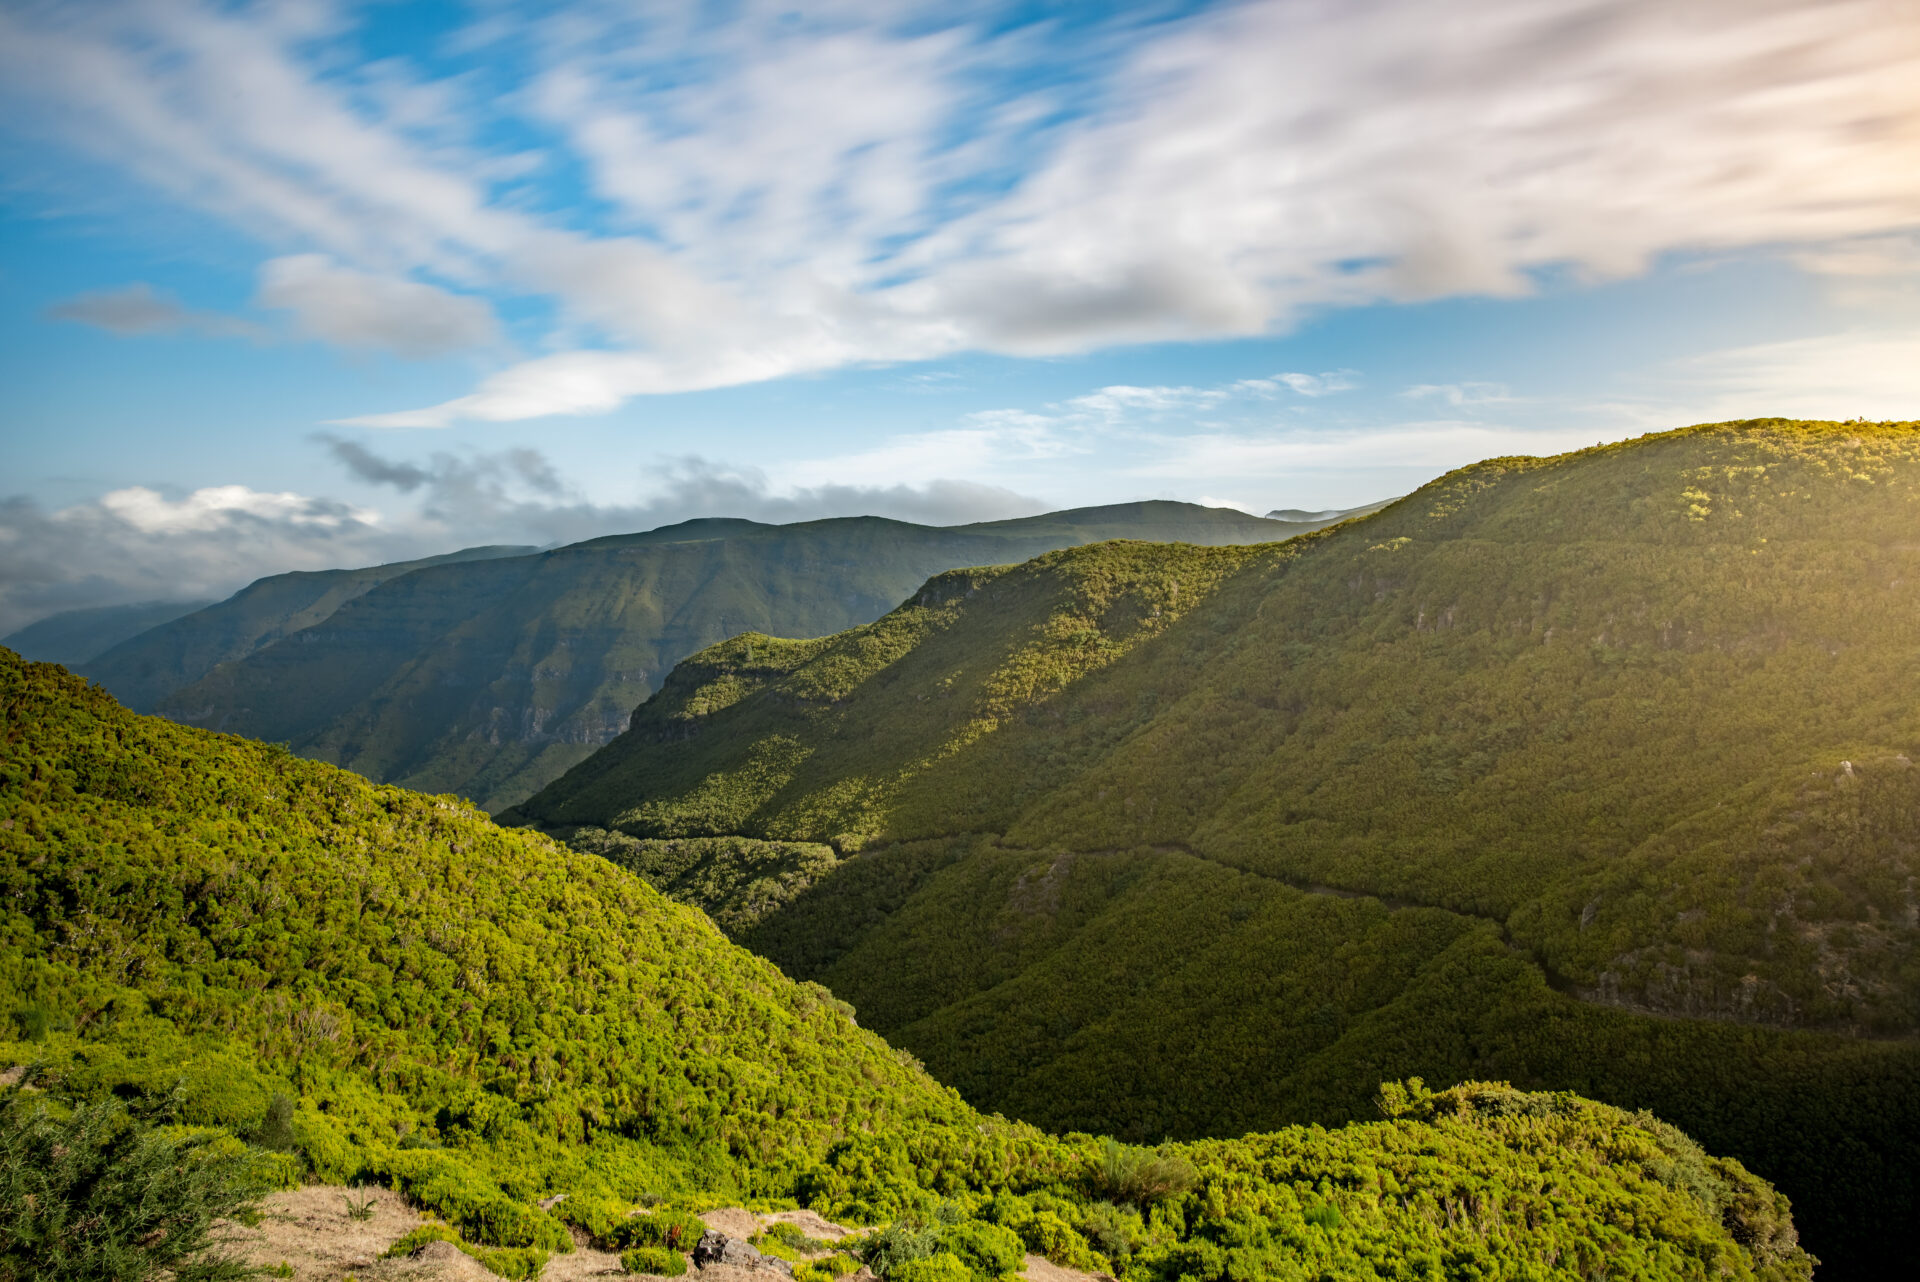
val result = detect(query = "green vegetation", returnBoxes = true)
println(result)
[515,420,1920,1275]
[382,1223,548,1279]
[620,1245,689,1276]
[131,502,1302,812]
[0,1092,270,1282]
[0,648,1812,1279]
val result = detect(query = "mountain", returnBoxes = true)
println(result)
[146,502,1315,813]
[1265,499,1395,523]
[78,543,537,713]
[0,649,1810,1280]
[508,419,1920,1277]
[1,599,214,667]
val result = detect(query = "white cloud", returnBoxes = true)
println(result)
[1403,382,1513,406]
[95,484,377,535]
[5,0,1920,421]
[1276,371,1360,397]
[1655,328,1920,422]
[257,255,498,358]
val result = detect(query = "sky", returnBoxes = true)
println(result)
[2,0,1918,632]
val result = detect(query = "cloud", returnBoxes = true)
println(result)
[1655,328,1920,422]
[45,283,263,339]
[0,484,398,636]
[257,255,499,358]
[5,0,1920,421]
[1403,382,1512,406]
[1276,371,1360,397]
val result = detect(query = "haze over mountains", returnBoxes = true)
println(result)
[510,420,1920,1276]
[72,501,1315,812]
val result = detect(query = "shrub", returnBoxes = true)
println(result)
[251,1093,298,1153]
[383,1225,550,1280]
[605,1207,706,1251]
[889,1252,970,1282]
[0,1092,269,1282]
[621,1245,689,1276]
[934,1220,1023,1279]
[1089,1139,1195,1209]
[1016,1212,1101,1272]
[859,1218,941,1277]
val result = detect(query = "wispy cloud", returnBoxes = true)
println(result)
[5,0,1919,423]
[258,255,499,358]
[45,283,264,340]
[1403,382,1512,406]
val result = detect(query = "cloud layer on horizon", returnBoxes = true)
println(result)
[4,0,1917,423]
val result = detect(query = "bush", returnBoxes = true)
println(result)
[383,1225,549,1280]
[889,1253,970,1282]
[934,1221,1023,1279]
[859,1218,941,1277]
[605,1207,706,1251]
[378,1151,572,1252]
[1016,1212,1101,1272]
[621,1245,689,1276]
[1089,1139,1195,1209]
[0,1092,269,1282]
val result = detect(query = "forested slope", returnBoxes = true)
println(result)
[78,543,535,713]
[512,419,1920,1276]
[0,651,1811,1281]
[154,503,1299,811]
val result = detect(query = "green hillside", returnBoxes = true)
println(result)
[1,599,214,668]
[152,503,1301,812]
[510,420,1920,1276]
[79,543,536,713]
[0,652,1811,1281]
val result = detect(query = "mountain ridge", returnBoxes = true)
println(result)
[141,502,1322,811]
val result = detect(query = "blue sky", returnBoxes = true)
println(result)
[2,0,1917,631]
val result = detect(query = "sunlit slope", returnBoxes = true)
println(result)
[512,419,1920,1275]
[79,543,535,713]
[520,420,1920,1033]
[0,650,1816,1282]
[157,503,1295,812]
[0,649,965,1198]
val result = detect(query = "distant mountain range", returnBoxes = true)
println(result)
[67,501,1328,812]
[508,419,1920,1277]
[1,599,215,667]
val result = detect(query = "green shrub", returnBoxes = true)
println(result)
[555,1192,629,1242]
[251,1092,297,1153]
[1073,1202,1141,1264]
[379,1150,571,1252]
[1089,1139,1195,1209]
[605,1207,706,1251]
[1301,1201,1342,1230]
[1016,1212,1101,1272]
[621,1245,689,1276]
[859,1218,941,1277]
[0,1092,269,1282]
[383,1225,550,1280]
[889,1252,970,1282]
[934,1220,1023,1279]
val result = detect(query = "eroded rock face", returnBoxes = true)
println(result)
[691,1230,795,1277]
